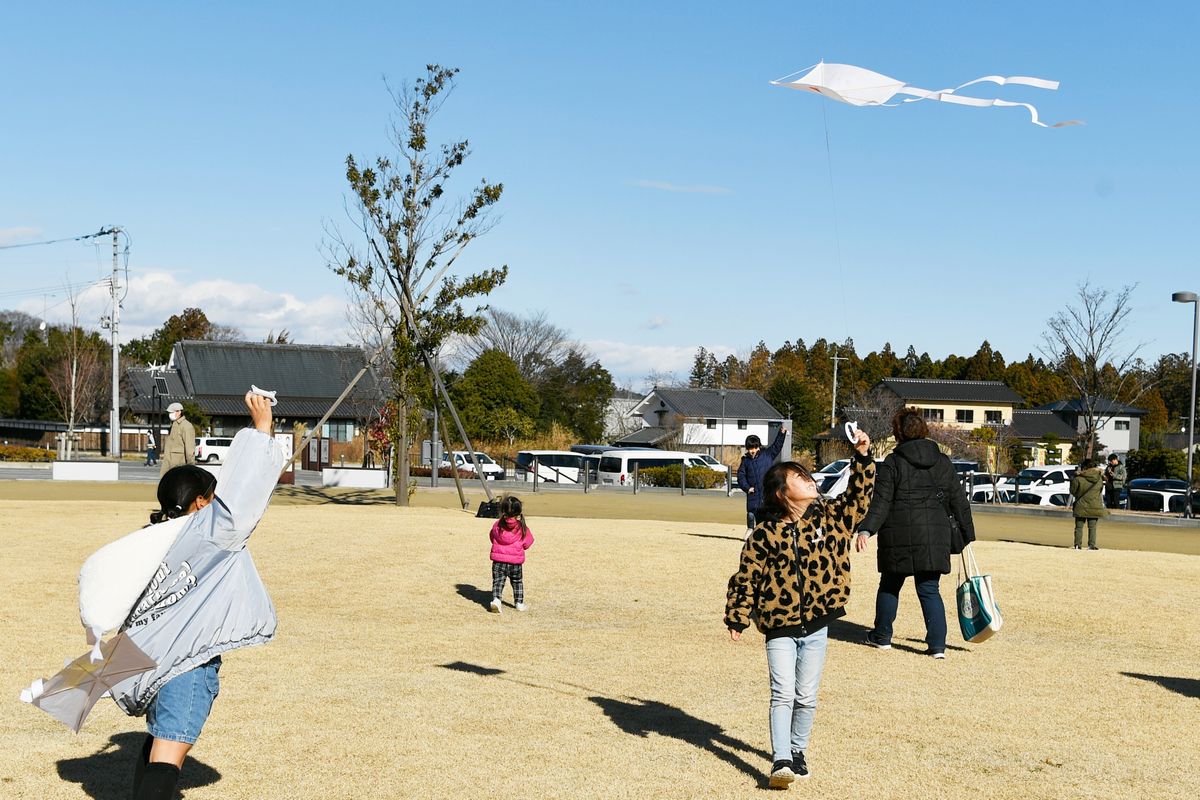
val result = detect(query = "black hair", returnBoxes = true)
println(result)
[756,461,817,523]
[150,465,217,524]
[1080,458,1097,470]
[498,495,529,539]
[745,435,762,449]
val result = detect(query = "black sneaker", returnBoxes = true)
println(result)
[866,632,891,650]
[791,751,810,779]
[768,760,795,789]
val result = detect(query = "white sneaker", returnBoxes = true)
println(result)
[515,602,528,612]
[488,599,502,614]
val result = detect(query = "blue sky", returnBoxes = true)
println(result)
[2,2,1197,388]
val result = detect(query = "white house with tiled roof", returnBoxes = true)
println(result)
[1036,397,1146,455]
[619,387,788,462]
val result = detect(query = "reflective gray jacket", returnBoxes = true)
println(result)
[112,428,283,716]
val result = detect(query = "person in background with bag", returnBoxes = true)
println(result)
[855,407,975,659]
[1070,458,1107,550]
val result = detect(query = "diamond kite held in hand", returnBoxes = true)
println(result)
[19,632,156,733]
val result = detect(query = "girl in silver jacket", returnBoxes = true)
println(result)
[117,391,283,800]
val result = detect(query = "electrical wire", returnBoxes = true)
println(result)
[0,228,115,251]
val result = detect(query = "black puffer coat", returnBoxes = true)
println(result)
[858,438,976,575]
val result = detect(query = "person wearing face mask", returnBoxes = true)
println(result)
[160,402,197,476]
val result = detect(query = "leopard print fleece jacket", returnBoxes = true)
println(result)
[725,454,876,637]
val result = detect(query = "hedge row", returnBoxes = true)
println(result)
[638,465,727,489]
[0,445,55,462]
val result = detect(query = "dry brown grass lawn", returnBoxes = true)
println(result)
[1,493,1197,799]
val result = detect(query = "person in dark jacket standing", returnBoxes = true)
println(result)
[855,408,975,658]
[1071,459,1107,550]
[736,428,787,535]
[1102,453,1126,509]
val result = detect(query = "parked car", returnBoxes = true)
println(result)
[194,436,234,464]
[995,466,1077,494]
[597,449,720,486]
[516,450,599,484]
[1126,478,1200,513]
[689,453,730,474]
[817,458,887,498]
[441,451,505,480]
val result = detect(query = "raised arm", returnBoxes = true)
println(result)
[206,392,284,549]
[764,427,788,460]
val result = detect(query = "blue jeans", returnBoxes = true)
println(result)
[764,627,829,761]
[146,657,221,744]
[872,572,946,653]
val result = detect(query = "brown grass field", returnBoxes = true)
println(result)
[1,483,1198,798]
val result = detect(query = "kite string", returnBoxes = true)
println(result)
[819,98,850,344]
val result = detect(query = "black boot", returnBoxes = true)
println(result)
[135,762,180,800]
[130,735,153,798]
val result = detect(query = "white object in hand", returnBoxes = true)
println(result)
[844,421,860,444]
[249,385,278,406]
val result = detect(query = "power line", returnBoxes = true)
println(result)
[0,228,116,251]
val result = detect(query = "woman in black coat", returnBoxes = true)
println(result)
[854,407,975,658]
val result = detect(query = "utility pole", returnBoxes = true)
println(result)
[830,351,848,427]
[98,226,123,459]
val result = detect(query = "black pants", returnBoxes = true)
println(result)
[1105,486,1121,509]
[492,561,524,604]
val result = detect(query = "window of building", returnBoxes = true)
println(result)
[956,410,974,424]
[921,408,944,422]
[737,420,748,430]
[985,410,1002,424]
[706,419,717,429]
[1115,420,1131,431]
[323,421,355,442]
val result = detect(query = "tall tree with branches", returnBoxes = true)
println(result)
[1041,281,1148,459]
[330,65,507,504]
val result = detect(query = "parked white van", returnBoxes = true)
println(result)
[441,451,505,480]
[597,449,721,486]
[515,450,599,484]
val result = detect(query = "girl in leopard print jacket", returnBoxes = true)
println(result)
[724,431,875,788]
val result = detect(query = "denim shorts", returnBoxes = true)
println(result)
[146,657,221,744]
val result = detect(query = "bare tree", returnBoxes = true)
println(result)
[1041,281,1149,459]
[327,65,507,505]
[844,385,907,457]
[451,308,573,380]
[43,287,106,440]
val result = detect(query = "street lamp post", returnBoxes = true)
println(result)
[719,388,728,496]
[1172,291,1198,518]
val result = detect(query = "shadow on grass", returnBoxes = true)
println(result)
[682,532,747,542]
[437,661,769,782]
[828,618,969,653]
[275,486,394,505]
[56,731,220,799]
[455,583,495,609]
[589,696,770,783]
[1122,672,1200,699]
[996,539,1065,549]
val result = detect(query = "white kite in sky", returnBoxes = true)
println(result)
[771,62,1081,127]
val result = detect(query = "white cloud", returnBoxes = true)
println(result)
[583,338,736,390]
[0,226,42,246]
[20,270,354,345]
[644,316,667,330]
[631,180,732,195]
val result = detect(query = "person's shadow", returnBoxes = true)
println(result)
[1122,672,1200,699]
[56,731,221,799]
[589,696,771,785]
[455,583,495,609]
[828,617,968,653]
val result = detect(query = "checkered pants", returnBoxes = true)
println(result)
[492,561,525,604]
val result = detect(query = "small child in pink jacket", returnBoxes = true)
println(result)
[489,495,534,613]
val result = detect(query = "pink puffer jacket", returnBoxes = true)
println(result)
[490,517,534,564]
